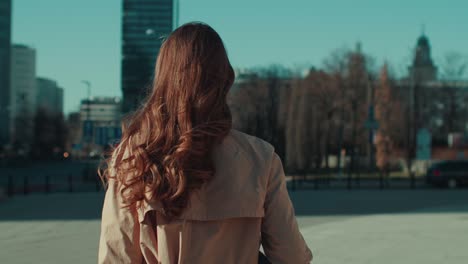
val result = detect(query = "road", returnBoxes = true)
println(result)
[0,189,467,263]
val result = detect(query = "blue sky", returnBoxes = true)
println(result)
[11,0,468,113]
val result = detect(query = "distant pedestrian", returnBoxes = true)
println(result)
[98,22,312,264]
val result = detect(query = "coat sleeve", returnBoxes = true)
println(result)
[261,152,313,263]
[98,178,143,263]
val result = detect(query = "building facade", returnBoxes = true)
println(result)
[79,97,122,157]
[37,77,64,115]
[66,112,82,158]
[121,0,178,113]
[0,0,12,147]
[408,35,438,83]
[399,35,468,147]
[10,44,37,150]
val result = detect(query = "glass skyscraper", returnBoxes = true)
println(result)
[121,0,179,113]
[0,0,12,146]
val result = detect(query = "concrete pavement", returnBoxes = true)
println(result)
[1,190,467,263]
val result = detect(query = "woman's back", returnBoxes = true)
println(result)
[99,129,312,263]
[98,22,311,263]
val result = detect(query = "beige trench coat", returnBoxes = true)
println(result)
[99,129,312,263]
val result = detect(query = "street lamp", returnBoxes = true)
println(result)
[81,80,91,159]
[81,80,91,120]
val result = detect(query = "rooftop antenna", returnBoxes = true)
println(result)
[421,24,426,36]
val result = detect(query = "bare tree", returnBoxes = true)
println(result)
[228,65,291,161]
[323,48,349,175]
[32,108,67,160]
[12,92,34,157]
[375,63,405,179]
[301,69,340,170]
[344,45,374,178]
[440,52,468,80]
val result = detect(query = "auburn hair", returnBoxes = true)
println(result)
[100,22,234,218]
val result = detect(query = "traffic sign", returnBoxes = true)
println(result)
[416,128,431,160]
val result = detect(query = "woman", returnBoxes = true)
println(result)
[99,22,312,264]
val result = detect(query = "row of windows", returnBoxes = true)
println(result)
[123,33,171,40]
[123,21,172,29]
[123,6,172,10]
[0,15,11,25]
[123,10,174,17]
[123,35,170,41]
[122,40,166,48]
[123,29,171,36]
[123,40,162,46]
[122,49,158,56]
[124,18,173,25]
[123,8,173,16]
[123,16,173,22]
[123,18,173,25]
[124,27,172,33]
[123,6,173,15]
[124,1,172,6]
[11,56,34,62]
[0,7,12,15]
[122,67,154,74]
[122,39,164,45]
[122,76,153,83]
[123,0,172,3]
[122,48,160,56]
[0,36,11,43]
[122,34,170,41]
[124,1,172,9]
[125,19,172,27]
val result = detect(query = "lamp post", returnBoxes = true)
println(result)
[81,80,91,159]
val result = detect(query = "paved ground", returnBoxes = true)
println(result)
[1,189,467,263]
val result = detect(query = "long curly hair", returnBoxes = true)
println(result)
[100,22,234,219]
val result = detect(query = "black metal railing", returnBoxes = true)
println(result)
[288,173,428,191]
[1,172,103,198]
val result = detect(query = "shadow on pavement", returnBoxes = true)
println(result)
[290,189,468,216]
[0,193,105,221]
[1,189,468,221]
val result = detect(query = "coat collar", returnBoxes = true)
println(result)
[137,197,164,223]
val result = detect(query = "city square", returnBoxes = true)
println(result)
[1,189,468,263]
[1,0,468,263]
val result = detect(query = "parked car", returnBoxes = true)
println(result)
[426,160,468,188]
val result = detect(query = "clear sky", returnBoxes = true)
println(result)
[11,0,468,114]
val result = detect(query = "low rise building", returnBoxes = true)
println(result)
[78,97,122,158]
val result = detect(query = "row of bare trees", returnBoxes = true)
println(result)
[228,47,407,175]
[31,108,67,160]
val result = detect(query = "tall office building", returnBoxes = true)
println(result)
[0,0,12,147]
[10,44,37,149]
[121,0,179,113]
[37,77,64,115]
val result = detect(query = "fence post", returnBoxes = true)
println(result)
[291,175,296,191]
[379,171,383,190]
[45,175,50,194]
[8,174,13,197]
[356,167,361,189]
[23,175,28,195]
[68,174,73,193]
[95,174,100,192]
[347,172,352,190]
